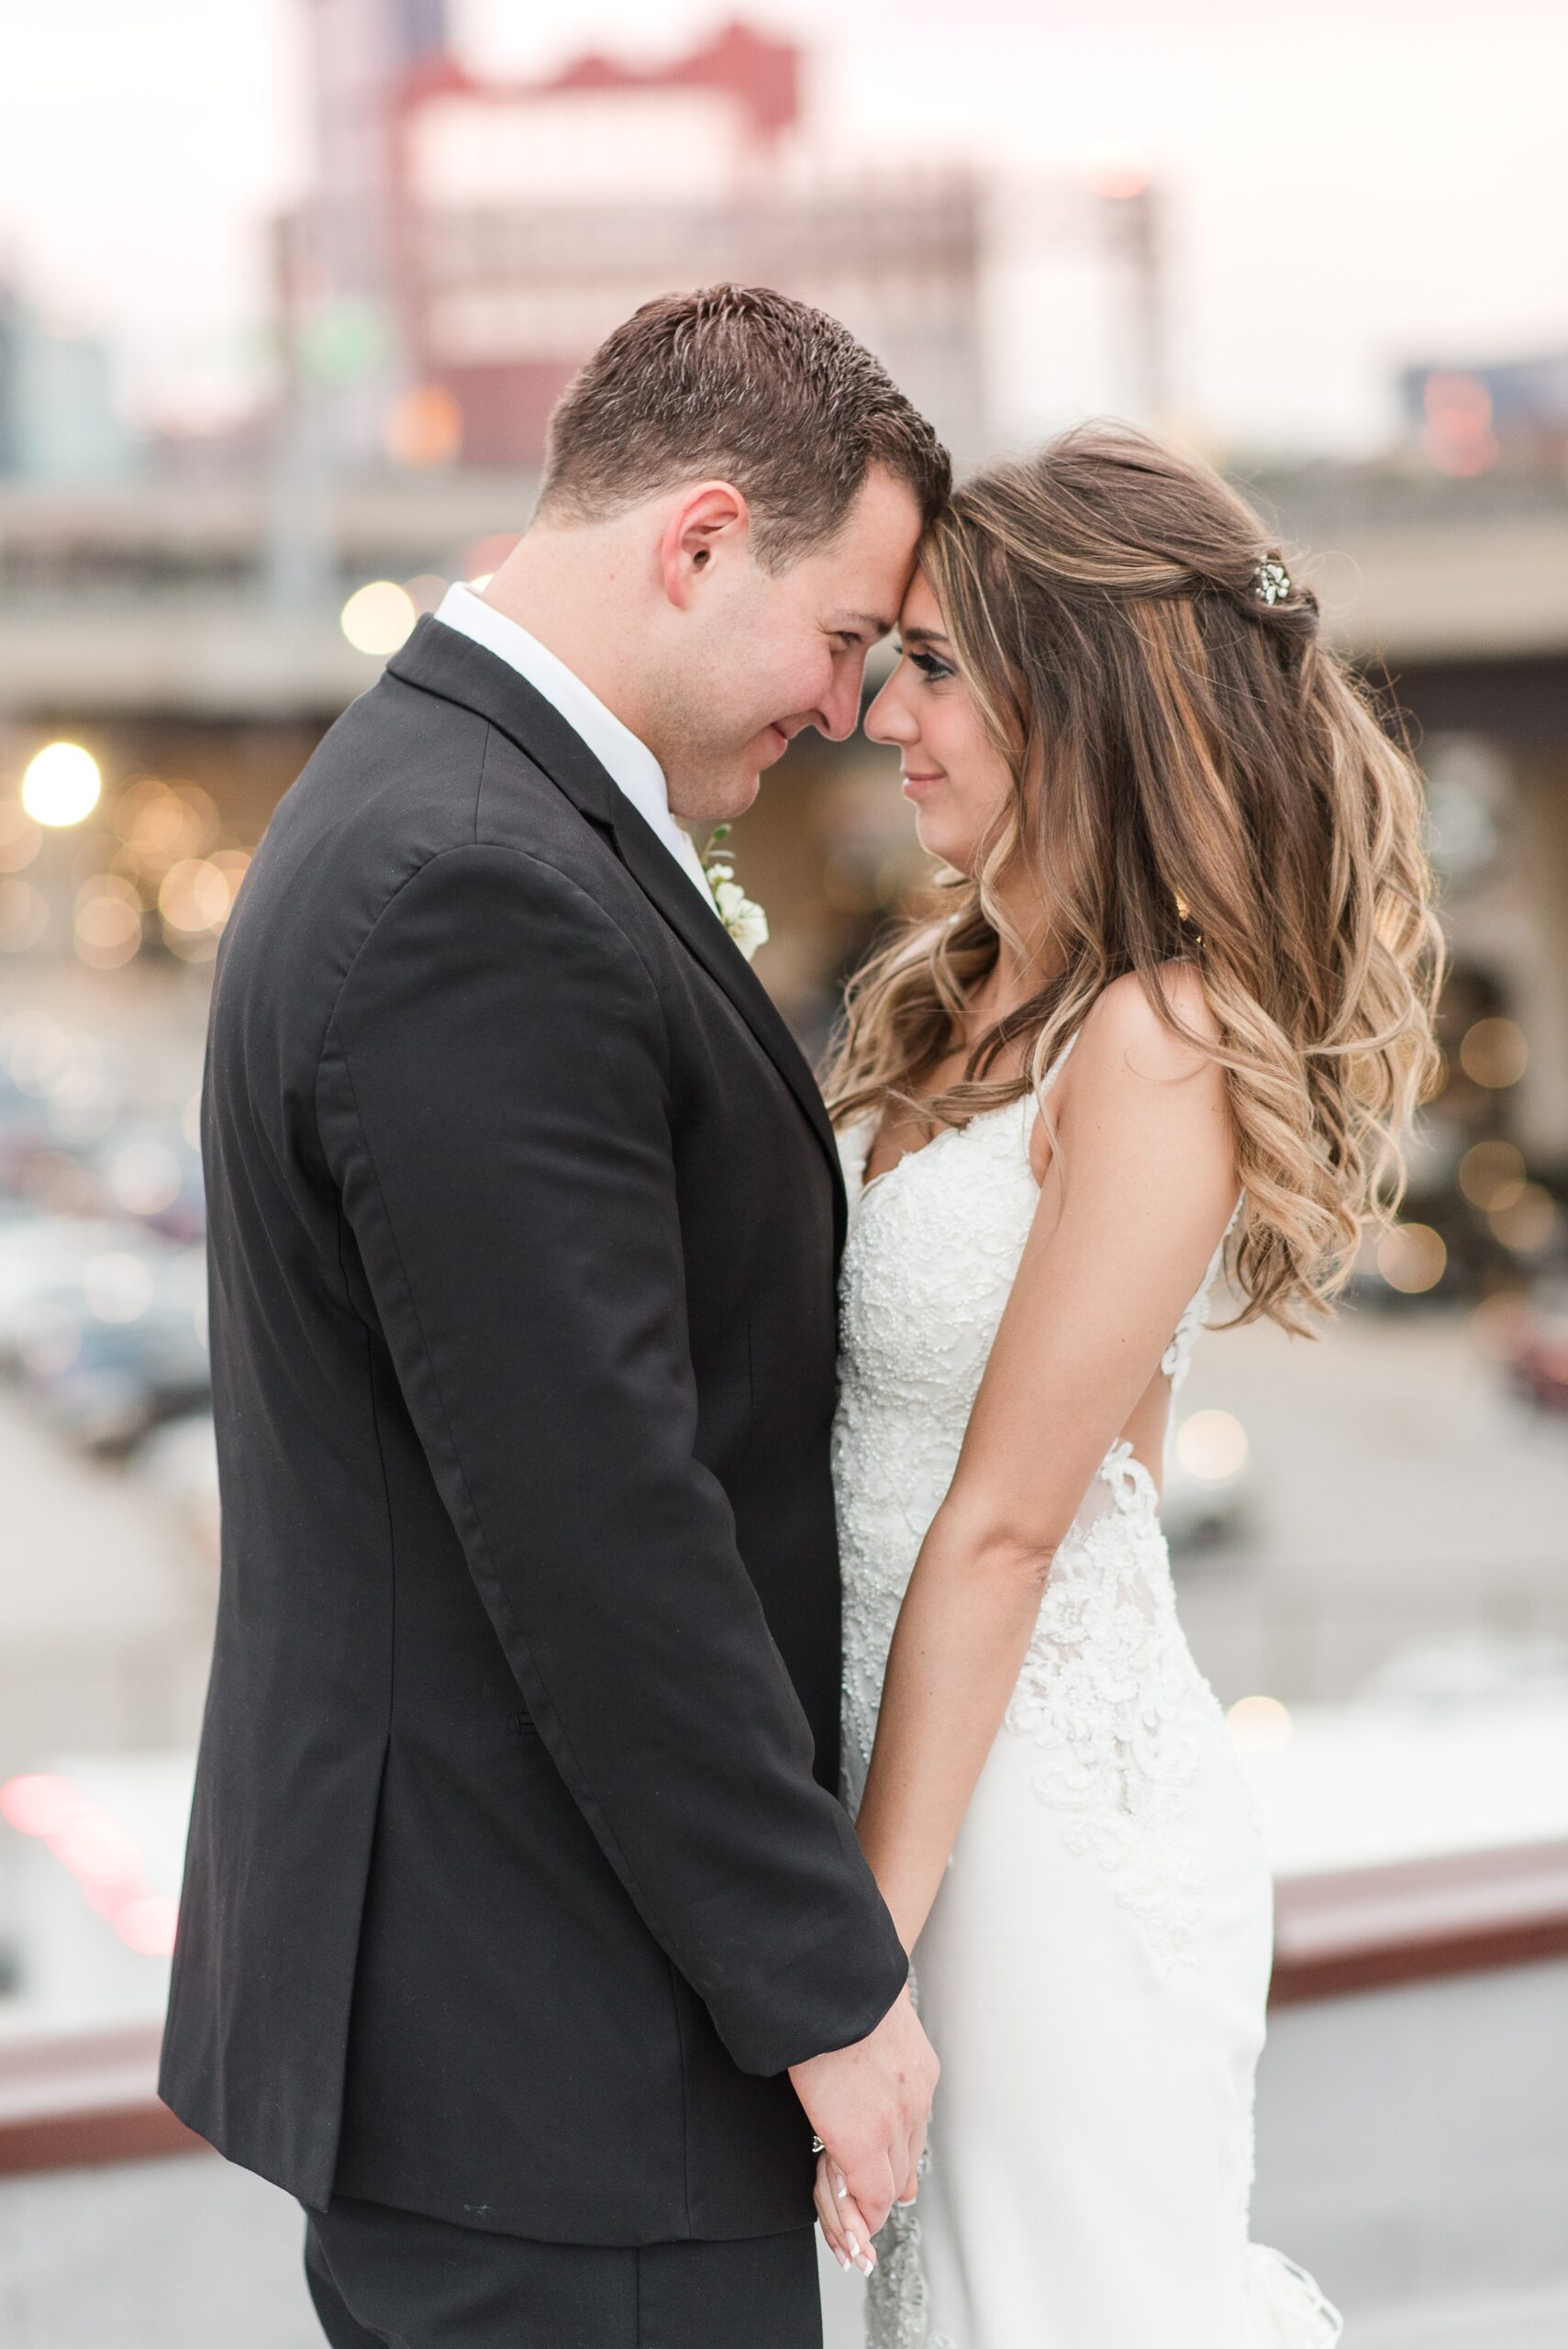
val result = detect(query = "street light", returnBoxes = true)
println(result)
[21,742,102,829]
[340,581,417,656]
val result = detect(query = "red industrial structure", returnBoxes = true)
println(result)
[279,12,986,471]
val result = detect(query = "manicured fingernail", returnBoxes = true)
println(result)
[836,2181,848,2200]
[858,2254,875,2276]
[835,2249,850,2272]
[846,2234,860,2257]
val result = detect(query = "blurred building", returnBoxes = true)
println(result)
[277,13,988,472]
[1401,347,1568,477]
[0,285,127,484]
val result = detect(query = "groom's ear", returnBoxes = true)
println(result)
[658,481,752,610]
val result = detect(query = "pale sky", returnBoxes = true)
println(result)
[1,0,1564,454]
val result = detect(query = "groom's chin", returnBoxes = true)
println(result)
[710,765,769,821]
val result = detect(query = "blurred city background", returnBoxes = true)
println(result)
[1,4,1565,2344]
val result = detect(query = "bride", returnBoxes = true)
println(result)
[813,426,1440,2347]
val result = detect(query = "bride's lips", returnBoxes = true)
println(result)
[901,770,945,800]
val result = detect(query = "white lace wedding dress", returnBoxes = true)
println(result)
[833,1038,1341,2349]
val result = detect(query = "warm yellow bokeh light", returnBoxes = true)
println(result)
[340,581,417,657]
[159,858,232,935]
[1174,1408,1249,1483]
[1227,1696,1294,1753]
[1376,1222,1447,1294]
[110,776,218,866]
[1490,1183,1558,1255]
[384,384,463,469]
[21,742,102,828]
[1459,1017,1528,1089]
[0,801,42,873]
[1457,1138,1526,1211]
[74,874,143,970]
[1377,1223,1447,1292]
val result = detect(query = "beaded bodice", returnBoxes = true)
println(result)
[831,1042,1236,1977]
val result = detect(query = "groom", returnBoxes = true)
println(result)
[158,285,948,2347]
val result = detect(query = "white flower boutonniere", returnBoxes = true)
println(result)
[701,825,770,963]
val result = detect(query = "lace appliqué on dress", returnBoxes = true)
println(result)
[865,1961,955,2349]
[1004,1439,1224,1975]
[866,2186,952,2349]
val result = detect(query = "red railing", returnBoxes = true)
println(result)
[0,2021,201,2177]
[1270,1835,1568,2002]
[5,1837,1567,2177]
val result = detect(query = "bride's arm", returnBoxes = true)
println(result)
[853,968,1240,1954]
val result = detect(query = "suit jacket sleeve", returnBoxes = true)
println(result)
[317,840,908,2075]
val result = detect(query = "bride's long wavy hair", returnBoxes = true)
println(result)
[824,424,1443,1332]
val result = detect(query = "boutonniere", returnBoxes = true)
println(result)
[700,824,770,963]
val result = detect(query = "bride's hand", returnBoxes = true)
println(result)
[814,2150,878,2277]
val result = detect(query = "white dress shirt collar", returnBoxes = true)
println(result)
[433,583,715,908]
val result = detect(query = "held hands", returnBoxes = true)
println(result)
[787,1985,937,2274]
[814,2145,912,2276]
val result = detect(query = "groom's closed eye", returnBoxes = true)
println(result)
[830,609,896,646]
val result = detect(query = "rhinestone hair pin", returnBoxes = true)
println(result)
[1253,557,1292,607]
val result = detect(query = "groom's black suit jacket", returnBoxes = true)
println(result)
[158,617,908,2243]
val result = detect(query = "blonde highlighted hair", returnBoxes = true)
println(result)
[824,424,1443,1332]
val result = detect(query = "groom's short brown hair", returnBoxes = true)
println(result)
[537,284,951,566]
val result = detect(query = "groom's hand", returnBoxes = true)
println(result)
[788,1986,938,2255]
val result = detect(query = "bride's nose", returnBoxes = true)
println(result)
[864,674,917,749]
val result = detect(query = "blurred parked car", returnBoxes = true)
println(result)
[0,1217,129,1369]
[16,1244,208,1455]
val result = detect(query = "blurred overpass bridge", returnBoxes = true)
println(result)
[1,462,1565,1150]
[1,464,1566,723]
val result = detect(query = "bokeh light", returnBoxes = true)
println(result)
[340,580,417,655]
[384,383,463,468]
[83,1252,155,1325]
[0,801,42,872]
[117,1893,179,1956]
[1227,1696,1294,1753]
[0,1773,178,1956]
[458,532,519,585]
[1376,1223,1448,1294]
[74,874,143,970]
[1174,1408,1250,1482]
[1457,1138,1526,1211]
[1459,1017,1528,1088]
[110,776,219,868]
[0,1772,79,1836]
[21,741,102,828]
[108,1141,182,1218]
[0,878,49,952]
[159,858,232,936]
[52,1806,142,1887]
[1489,1183,1558,1255]
[403,573,450,616]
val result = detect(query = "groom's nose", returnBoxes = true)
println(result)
[812,652,871,742]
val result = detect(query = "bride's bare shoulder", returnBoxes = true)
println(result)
[1073,963,1223,1091]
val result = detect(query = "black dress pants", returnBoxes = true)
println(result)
[302,2193,824,2349]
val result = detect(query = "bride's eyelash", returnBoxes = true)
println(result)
[910,649,954,681]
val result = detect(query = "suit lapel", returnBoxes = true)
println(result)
[387,618,848,1252]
